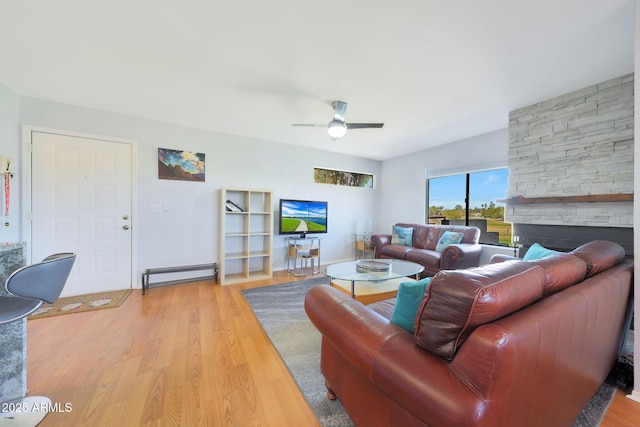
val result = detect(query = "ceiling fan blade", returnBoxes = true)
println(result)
[346,123,384,129]
[332,101,347,122]
[293,102,383,137]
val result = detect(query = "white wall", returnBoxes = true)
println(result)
[14,96,381,283]
[377,129,509,234]
[1,90,510,272]
[0,84,20,243]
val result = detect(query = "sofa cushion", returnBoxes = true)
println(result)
[368,298,396,320]
[435,231,464,252]
[570,240,625,278]
[423,226,442,250]
[405,249,440,268]
[391,225,414,246]
[526,253,587,295]
[391,278,432,333]
[380,245,413,260]
[398,224,441,250]
[414,261,546,360]
[522,243,560,260]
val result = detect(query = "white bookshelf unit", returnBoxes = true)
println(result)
[219,188,273,285]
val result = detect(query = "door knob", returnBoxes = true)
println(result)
[122,225,130,230]
[122,215,129,220]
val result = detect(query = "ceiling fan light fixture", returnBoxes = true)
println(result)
[328,119,347,139]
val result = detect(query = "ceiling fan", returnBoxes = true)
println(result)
[292,101,384,140]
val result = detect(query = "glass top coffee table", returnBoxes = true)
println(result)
[322,259,425,299]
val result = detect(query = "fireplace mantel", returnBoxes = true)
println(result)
[498,194,633,205]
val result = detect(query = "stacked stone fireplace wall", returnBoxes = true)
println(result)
[506,74,634,255]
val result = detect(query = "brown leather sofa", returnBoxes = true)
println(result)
[371,223,482,276]
[305,241,632,427]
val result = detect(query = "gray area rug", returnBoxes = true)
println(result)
[242,278,618,427]
[573,382,615,427]
[242,277,352,427]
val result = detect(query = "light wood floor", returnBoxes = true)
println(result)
[25,271,640,426]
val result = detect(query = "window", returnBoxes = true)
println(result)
[427,168,512,246]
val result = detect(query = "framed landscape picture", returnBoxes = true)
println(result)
[158,148,205,182]
[314,167,374,188]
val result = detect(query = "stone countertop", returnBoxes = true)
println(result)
[1,242,26,252]
[0,241,27,403]
[1,242,26,297]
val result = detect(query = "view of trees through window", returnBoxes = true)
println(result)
[427,168,512,246]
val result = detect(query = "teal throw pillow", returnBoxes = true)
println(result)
[391,277,432,333]
[523,243,560,261]
[435,231,464,252]
[391,226,414,246]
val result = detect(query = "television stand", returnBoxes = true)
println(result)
[286,236,321,276]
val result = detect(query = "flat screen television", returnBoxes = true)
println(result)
[279,199,328,238]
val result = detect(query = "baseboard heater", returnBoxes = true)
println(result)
[142,262,219,295]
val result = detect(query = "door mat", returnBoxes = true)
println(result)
[28,289,132,319]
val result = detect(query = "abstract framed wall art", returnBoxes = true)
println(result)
[158,148,205,182]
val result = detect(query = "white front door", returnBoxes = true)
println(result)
[31,131,133,296]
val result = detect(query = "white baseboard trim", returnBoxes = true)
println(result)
[626,389,640,403]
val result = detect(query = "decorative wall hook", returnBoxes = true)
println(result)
[0,156,11,173]
[1,157,12,217]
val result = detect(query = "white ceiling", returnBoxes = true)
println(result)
[0,0,635,160]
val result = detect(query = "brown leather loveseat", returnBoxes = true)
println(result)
[305,241,632,427]
[372,223,482,276]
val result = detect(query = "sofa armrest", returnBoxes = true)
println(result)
[305,284,403,374]
[440,243,482,270]
[371,234,391,258]
[489,253,521,263]
[304,285,484,426]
